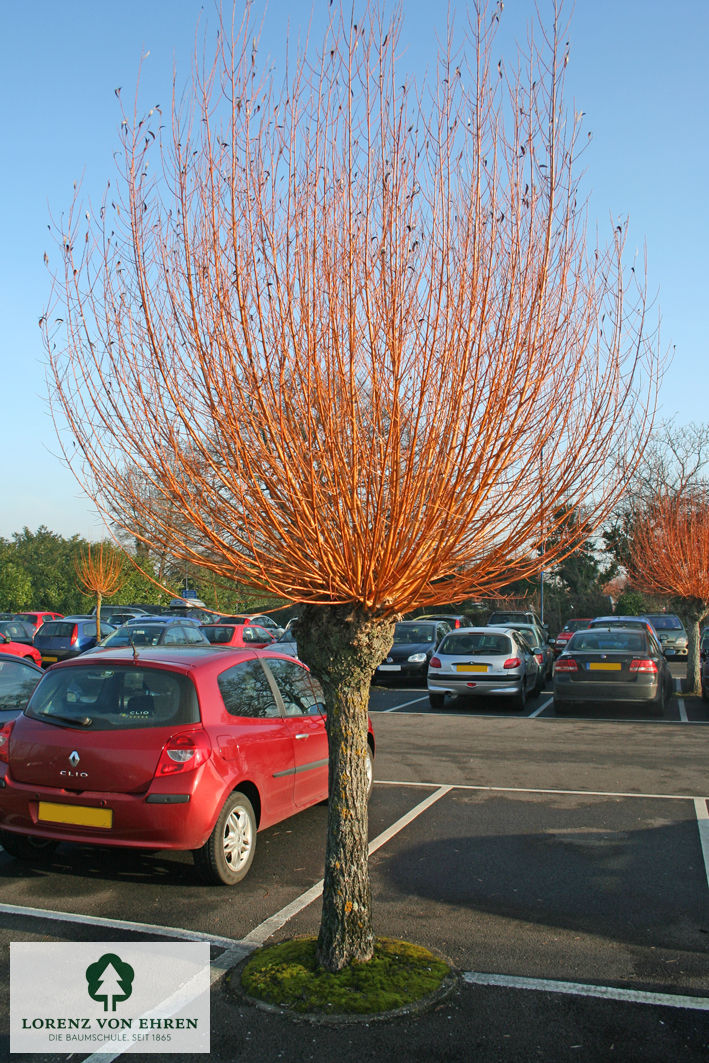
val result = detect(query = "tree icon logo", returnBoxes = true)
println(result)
[85,953,135,1011]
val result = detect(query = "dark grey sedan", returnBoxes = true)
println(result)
[553,626,673,715]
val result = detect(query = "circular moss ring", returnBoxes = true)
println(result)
[225,937,459,1024]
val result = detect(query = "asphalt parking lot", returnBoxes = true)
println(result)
[0,668,707,1061]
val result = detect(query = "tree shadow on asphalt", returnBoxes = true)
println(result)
[376,794,709,956]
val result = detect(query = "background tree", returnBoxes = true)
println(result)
[44,2,660,971]
[75,543,126,637]
[627,489,709,694]
[606,418,709,691]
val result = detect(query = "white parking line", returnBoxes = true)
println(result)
[376,780,709,802]
[241,785,452,946]
[529,695,553,717]
[695,798,709,889]
[463,971,709,1011]
[674,676,689,721]
[383,693,429,711]
[0,901,241,948]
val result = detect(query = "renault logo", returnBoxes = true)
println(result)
[69,751,80,768]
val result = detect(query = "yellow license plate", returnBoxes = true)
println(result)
[589,662,621,671]
[456,664,488,673]
[42,656,58,663]
[38,802,112,829]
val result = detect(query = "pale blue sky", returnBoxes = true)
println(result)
[1,1,707,539]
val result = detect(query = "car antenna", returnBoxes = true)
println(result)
[129,630,139,660]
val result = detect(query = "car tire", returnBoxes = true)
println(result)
[429,692,445,709]
[703,685,709,702]
[0,831,57,863]
[193,791,257,885]
[514,683,527,712]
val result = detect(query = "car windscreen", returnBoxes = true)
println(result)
[567,632,647,653]
[439,632,512,656]
[102,625,167,647]
[393,623,437,644]
[24,665,199,730]
[647,616,682,630]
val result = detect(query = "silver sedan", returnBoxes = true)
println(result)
[427,627,541,711]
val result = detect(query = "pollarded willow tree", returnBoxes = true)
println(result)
[628,488,709,696]
[75,543,125,638]
[44,2,660,970]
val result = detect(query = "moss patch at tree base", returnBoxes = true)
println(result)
[235,936,455,1019]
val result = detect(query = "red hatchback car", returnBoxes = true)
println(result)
[200,623,276,649]
[0,647,374,885]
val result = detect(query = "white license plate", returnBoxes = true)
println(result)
[378,665,401,672]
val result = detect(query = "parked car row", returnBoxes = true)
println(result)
[375,610,687,717]
[0,608,294,671]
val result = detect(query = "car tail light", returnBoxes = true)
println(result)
[554,659,578,673]
[454,620,461,628]
[503,657,522,669]
[429,656,441,669]
[534,653,544,666]
[156,730,212,776]
[630,659,658,674]
[70,624,79,646]
[0,721,14,764]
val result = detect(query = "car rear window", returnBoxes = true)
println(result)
[38,621,76,638]
[202,626,235,644]
[568,632,647,653]
[646,616,683,630]
[24,665,199,730]
[439,632,512,656]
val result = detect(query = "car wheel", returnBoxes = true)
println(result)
[651,688,665,718]
[514,683,527,712]
[429,692,445,709]
[703,685,709,702]
[0,831,57,863]
[193,791,257,885]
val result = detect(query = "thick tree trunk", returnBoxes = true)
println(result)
[296,604,394,973]
[675,598,708,696]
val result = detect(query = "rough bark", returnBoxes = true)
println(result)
[296,604,395,971]
[675,599,709,696]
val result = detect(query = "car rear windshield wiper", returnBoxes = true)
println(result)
[38,711,94,728]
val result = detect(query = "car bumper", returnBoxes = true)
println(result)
[376,661,428,681]
[553,678,660,704]
[428,674,524,698]
[0,771,219,851]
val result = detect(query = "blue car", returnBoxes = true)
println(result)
[89,615,210,651]
[33,616,116,666]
